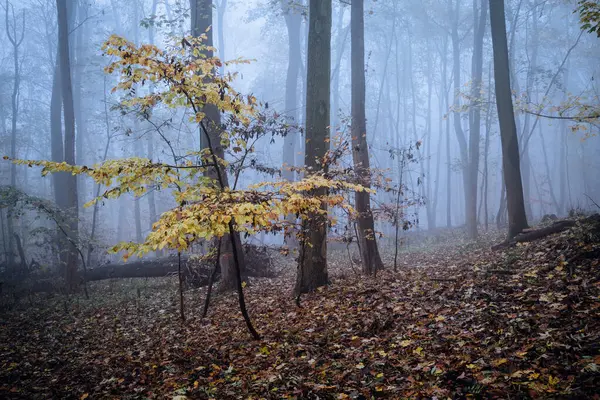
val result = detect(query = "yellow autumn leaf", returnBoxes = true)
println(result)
[492,358,508,367]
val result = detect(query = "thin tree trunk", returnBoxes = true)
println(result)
[425,40,437,230]
[146,0,160,256]
[5,0,25,271]
[331,5,348,139]
[489,0,528,238]
[73,0,88,206]
[450,0,471,235]
[216,0,227,76]
[351,0,384,275]
[57,0,79,291]
[86,75,113,266]
[466,0,487,237]
[132,4,144,244]
[441,35,452,228]
[190,0,246,291]
[539,120,559,213]
[371,1,396,140]
[282,0,302,182]
[558,62,570,215]
[482,61,493,230]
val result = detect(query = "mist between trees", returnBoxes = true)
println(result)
[0,0,599,370]
[0,0,599,398]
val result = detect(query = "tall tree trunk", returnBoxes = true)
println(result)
[441,35,452,228]
[371,3,396,141]
[86,76,113,266]
[295,16,309,176]
[330,5,348,140]
[57,0,79,291]
[216,0,227,76]
[425,40,437,230]
[5,0,24,270]
[281,0,302,182]
[433,52,445,232]
[296,0,331,294]
[450,0,472,236]
[281,1,302,247]
[73,0,88,205]
[132,1,144,244]
[506,0,532,220]
[482,62,493,230]
[50,0,76,271]
[190,0,246,291]
[466,0,487,237]
[6,1,23,189]
[351,0,384,275]
[50,59,72,269]
[489,0,528,238]
[539,121,559,213]
[146,0,160,255]
[558,62,570,215]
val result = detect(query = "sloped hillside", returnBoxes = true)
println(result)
[0,216,599,399]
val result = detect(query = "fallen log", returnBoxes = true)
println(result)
[85,255,202,281]
[3,245,279,295]
[514,220,576,242]
[492,214,600,251]
[492,220,576,251]
[85,244,277,283]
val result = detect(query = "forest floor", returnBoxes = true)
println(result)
[1,217,600,399]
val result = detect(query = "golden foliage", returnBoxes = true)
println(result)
[10,34,371,261]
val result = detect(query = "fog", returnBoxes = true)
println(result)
[1,0,599,269]
[2,1,600,397]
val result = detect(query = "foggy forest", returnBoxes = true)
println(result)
[1,0,599,398]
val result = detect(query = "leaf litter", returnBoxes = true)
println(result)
[0,216,599,399]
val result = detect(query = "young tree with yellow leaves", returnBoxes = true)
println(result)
[11,34,372,339]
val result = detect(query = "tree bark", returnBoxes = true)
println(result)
[331,6,348,140]
[4,0,24,271]
[441,35,452,228]
[296,0,331,294]
[56,0,80,291]
[351,0,384,275]
[425,39,436,231]
[492,219,577,250]
[489,0,528,238]
[73,0,88,206]
[281,1,303,247]
[281,0,302,183]
[146,0,161,256]
[450,0,472,237]
[467,0,487,237]
[190,0,246,291]
[482,62,493,230]
[215,0,227,76]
